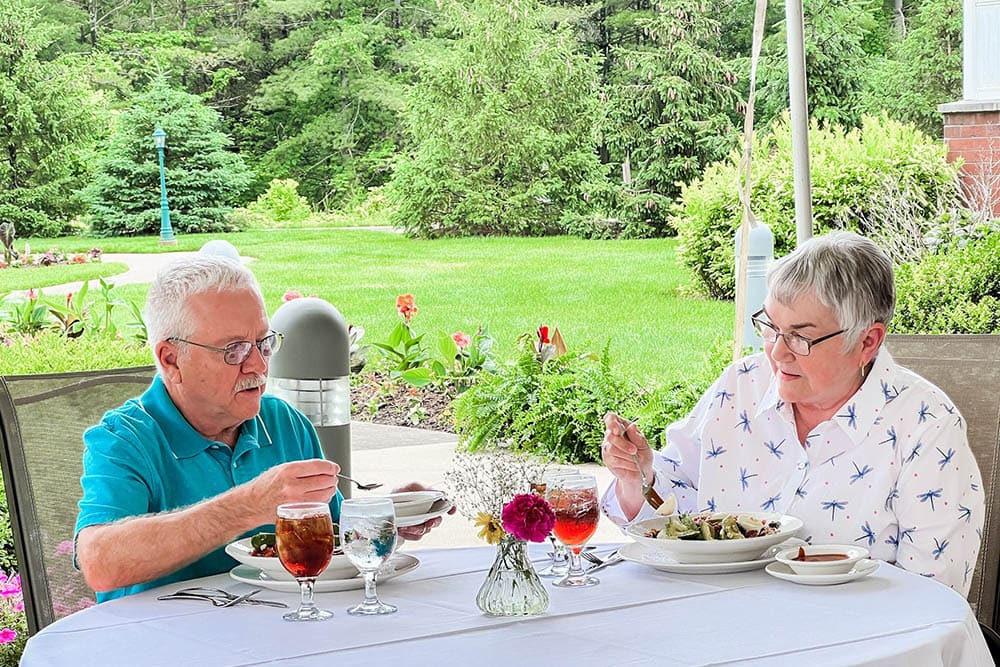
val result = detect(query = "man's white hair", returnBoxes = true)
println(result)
[145,255,264,369]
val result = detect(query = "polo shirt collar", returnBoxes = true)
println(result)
[140,375,265,459]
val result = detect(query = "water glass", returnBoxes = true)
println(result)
[340,497,398,615]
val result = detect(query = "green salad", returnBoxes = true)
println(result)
[645,512,780,541]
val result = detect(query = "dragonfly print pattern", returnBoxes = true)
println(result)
[601,347,985,595]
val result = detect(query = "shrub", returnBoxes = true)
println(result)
[453,337,641,463]
[893,231,1000,334]
[671,114,962,299]
[0,570,26,666]
[453,329,737,464]
[230,179,313,229]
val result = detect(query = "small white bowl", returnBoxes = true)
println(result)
[386,491,445,517]
[774,544,869,576]
[225,537,357,581]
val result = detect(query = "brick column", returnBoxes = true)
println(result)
[939,101,1000,218]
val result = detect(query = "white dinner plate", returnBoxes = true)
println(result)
[765,559,880,586]
[619,541,775,574]
[394,498,454,528]
[229,553,420,593]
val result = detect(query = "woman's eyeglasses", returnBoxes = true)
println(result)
[750,309,844,357]
[168,331,283,365]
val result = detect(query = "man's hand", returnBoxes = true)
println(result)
[243,459,340,526]
[392,482,455,541]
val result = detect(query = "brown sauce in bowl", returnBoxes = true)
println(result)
[793,546,848,562]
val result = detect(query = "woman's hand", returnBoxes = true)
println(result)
[602,412,655,521]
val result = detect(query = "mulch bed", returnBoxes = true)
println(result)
[350,371,456,432]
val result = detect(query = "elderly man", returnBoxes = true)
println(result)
[75,255,443,601]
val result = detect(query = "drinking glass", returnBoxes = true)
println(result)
[533,469,578,578]
[546,474,600,588]
[276,502,336,621]
[340,497,398,615]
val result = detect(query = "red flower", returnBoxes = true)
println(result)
[537,325,550,344]
[452,331,470,348]
[501,493,556,543]
[71,254,86,263]
[396,294,418,323]
[281,290,302,302]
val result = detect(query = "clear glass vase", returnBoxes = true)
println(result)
[476,535,549,616]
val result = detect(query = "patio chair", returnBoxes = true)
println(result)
[885,334,1000,633]
[0,366,155,634]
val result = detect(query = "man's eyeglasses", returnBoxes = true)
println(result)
[168,331,283,366]
[750,309,845,357]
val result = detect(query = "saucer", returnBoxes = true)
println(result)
[395,498,454,528]
[619,541,775,574]
[229,553,419,593]
[765,558,880,586]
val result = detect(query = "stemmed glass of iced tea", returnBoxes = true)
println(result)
[276,502,336,622]
[533,469,578,578]
[545,473,600,588]
[340,497,398,615]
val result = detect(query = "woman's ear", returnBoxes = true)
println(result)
[860,322,887,365]
[155,340,183,384]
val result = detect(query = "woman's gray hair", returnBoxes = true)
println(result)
[145,254,264,355]
[767,231,895,350]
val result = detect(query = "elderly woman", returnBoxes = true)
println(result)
[601,231,984,593]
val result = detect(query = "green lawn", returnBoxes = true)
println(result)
[0,262,128,294]
[4,230,734,385]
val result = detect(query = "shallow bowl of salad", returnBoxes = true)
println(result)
[626,512,803,563]
[225,533,358,581]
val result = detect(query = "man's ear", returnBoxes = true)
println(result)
[155,341,183,384]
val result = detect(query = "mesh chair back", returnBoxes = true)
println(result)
[0,366,155,634]
[885,334,1000,630]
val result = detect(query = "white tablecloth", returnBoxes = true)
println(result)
[21,544,994,666]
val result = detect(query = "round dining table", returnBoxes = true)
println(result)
[21,544,993,666]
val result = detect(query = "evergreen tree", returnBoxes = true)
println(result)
[601,0,741,235]
[85,78,254,236]
[389,0,604,237]
[0,0,102,236]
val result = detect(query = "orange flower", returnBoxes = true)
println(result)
[396,294,418,323]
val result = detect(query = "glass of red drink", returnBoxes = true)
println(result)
[276,502,336,621]
[545,474,600,588]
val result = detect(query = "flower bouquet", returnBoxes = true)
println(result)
[445,451,556,616]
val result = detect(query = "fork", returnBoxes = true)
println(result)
[337,473,383,491]
[580,551,605,566]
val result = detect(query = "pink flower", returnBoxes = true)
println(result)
[26,288,37,301]
[282,290,302,302]
[452,331,470,348]
[56,540,74,556]
[0,628,16,644]
[501,493,556,543]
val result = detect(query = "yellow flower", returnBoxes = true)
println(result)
[474,512,505,545]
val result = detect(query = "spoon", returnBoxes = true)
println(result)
[337,473,383,491]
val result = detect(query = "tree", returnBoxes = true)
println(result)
[0,0,103,236]
[389,0,604,237]
[85,77,254,236]
[754,0,883,129]
[860,0,961,137]
[601,0,741,235]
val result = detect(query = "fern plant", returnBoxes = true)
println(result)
[453,338,642,463]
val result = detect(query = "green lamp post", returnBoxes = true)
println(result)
[152,127,177,246]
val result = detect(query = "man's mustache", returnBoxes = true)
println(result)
[235,375,267,392]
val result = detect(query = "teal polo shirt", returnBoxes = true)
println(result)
[75,375,343,602]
